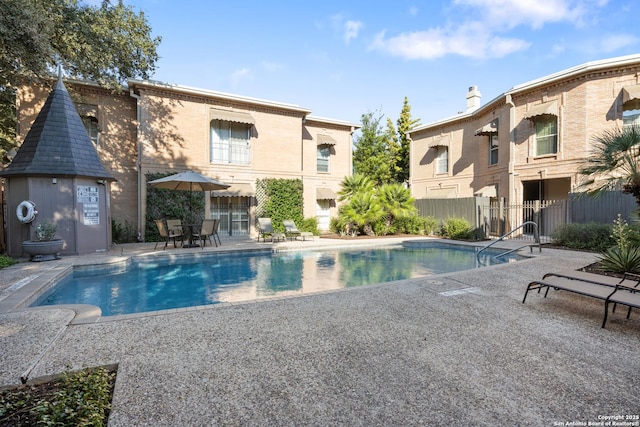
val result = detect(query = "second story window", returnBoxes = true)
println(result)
[81,116,99,146]
[317,146,330,172]
[436,146,448,174]
[535,115,557,156]
[489,134,499,165]
[210,120,250,165]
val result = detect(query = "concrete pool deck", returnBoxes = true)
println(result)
[1,237,639,426]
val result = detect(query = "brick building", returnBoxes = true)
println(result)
[16,79,358,240]
[407,54,640,207]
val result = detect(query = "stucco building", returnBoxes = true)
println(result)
[16,80,358,240]
[407,54,640,208]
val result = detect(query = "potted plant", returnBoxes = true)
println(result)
[21,220,65,261]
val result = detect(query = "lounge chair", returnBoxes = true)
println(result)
[257,218,286,242]
[523,271,640,328]
[154,219,184,250]
[283,219,314,241]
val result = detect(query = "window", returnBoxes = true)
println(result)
[317,146,330,172]
[623,109,640,128]
[535,116,557,156]
[210,120,250,165]
[81,116,99,146]
[436,146,448,174]
[489,134,499,165]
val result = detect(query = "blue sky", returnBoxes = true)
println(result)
[121,0,639,126]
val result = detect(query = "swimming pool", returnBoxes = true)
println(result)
[31,242,523,316]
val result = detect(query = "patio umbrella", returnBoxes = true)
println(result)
[148,170,230,213]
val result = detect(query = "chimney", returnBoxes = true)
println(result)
[466,85,481,112]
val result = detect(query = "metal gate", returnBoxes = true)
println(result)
[481,199,567,242]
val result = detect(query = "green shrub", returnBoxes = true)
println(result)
[111,219,138,244]
[441,217,475,240]
[391,215,439,235]
[256,178,303,233]
[598,245,640,273]
[550,222,613,252]
[300,217,319,235]
[0,254,17,268]
[32,367,115,427]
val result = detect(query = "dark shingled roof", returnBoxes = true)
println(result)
[0,77,114,180]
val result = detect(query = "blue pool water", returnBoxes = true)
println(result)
[32,242,523,316]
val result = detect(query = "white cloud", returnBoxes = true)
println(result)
[370,23,530,60]
[330,14,363,44]
[230,68,252,85]
[261,61,284,72]
[595,33,638,53]
[344,20,363,44]
[369,0,609,60]
[453,0,607,29]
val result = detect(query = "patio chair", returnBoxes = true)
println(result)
[257,218,286,242]
[283,219,314,241]
[211,219,222,246]
[154,219,184,250]
[192,219,218,248]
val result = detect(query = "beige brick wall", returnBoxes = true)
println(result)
[17,80,354,238]
[410,62,640,204]
[17,83,139,227]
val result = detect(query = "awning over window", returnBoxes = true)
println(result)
[317,134,337,146]
[428,136,450,148]
[475,118,499,136]
[211,183,254,197]
[622,84,640,110]
[474,185,497,198]
[427,187,456,198]
[316,187,337,200]
[524,100,558,120]
[210,108,255,125]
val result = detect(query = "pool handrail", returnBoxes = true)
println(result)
[477,221,541,258]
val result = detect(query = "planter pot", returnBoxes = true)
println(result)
[21,239,65,262]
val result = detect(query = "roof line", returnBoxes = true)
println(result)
[409,53,640,134]
[128,79,313,114]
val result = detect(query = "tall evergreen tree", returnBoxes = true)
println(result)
[395,97,421,183]
[352,110,393,186]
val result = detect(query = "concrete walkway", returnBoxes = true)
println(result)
[1,238,639,426]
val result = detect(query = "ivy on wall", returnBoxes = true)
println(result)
[255,178,303,233]
[145,172,205,242]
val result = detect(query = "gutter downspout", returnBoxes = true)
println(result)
[129,88,143,242]
[406,131,413,192]
[506,94,516,232]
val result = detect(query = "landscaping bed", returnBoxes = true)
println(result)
[0,365,117,427]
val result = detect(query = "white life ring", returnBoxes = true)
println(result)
[16,200,37,224]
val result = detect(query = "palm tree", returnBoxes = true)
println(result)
[377,183,417,234]
[340,192,384,236]
[338,174,374,201]
[579,125,640,209]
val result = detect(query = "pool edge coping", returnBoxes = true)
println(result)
[1,238,540,324]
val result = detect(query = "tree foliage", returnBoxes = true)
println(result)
[335,175,420,236]
[352,98,420,186]
[352,110,393,186]
[578,125,640,209]
[0,0,161,161]
[395,96,421,183]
